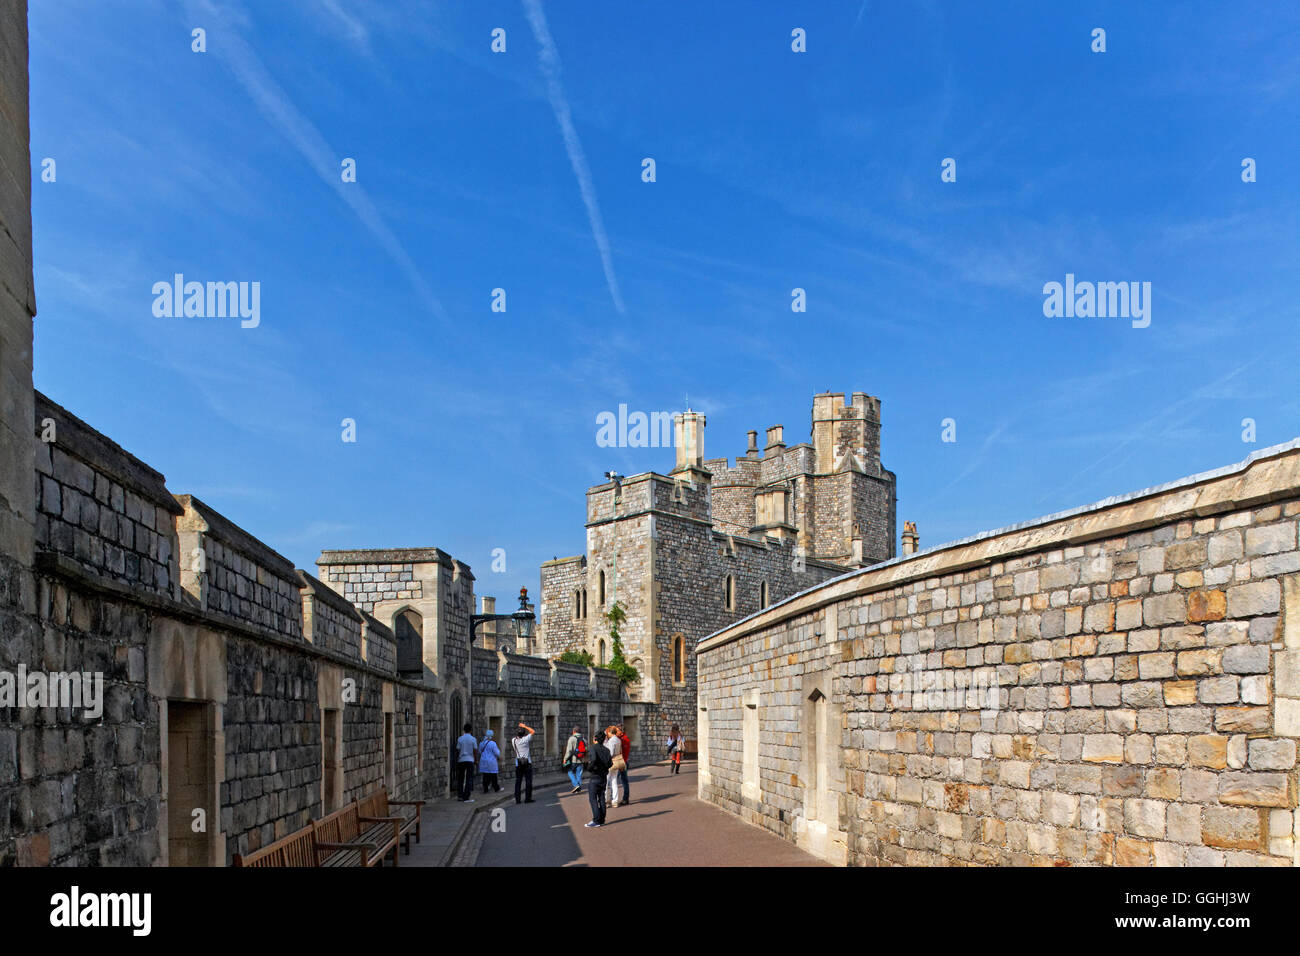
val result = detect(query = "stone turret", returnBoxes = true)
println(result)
[672,410,708,477]
[812,391,882,475]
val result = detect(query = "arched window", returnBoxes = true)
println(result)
[598,570,606,606]
[759,581,769,610]
[393,608,423,674]
[573,589,581,617]
[673,634,685,684]
[724,574,735,611]
[581,588,588,619]
[599,639,607,667]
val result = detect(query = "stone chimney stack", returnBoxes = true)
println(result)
[764,425,785,458]
[746,430,759,458]
[672,409,706,474]
[902,521,919,555]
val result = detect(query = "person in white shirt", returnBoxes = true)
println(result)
[455,723,477,803]
[512,722,536,804]
[606,726,624,806]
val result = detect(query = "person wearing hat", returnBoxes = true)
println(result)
[479,728,502,794]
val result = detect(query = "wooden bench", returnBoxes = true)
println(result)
[232,821,319,867]
[313,801,398,867]
[358,788,423,856]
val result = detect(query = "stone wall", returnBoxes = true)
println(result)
[0,0,36,579]
[317,547,474,692]
[538,554,586,655]
[650,516,844,745]
[1,398,455,866]
[698,440,1300,867]
[35,393,180,598]
[176,494,302,639]
[316,556,422,613]
[298,570,363,660]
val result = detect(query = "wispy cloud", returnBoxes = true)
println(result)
[184,0,447,322]
[521,0,626,315]
[1033,360,1259,507]
[930,420,1012,501]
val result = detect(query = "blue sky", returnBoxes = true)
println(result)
[26,1,1300,604]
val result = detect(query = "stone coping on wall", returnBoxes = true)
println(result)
[296,568,364,621]
[540,554,585,567]
[358,607,395,639]
[586,470,709,498]
[34,550,426,688]
[470,646,631,696]
[317,546,473,579]
[175,494,297,580]
[700,436,1300,653]
[34,391,182,516]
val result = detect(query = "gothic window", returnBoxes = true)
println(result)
[581,588,588,618]
[393,608,423,674]
[724,574,735,611]
[573,589,581,617]
[672,634,686,684]
[599,570,606,606]
[759,581,769,610]
[599,639,607,667]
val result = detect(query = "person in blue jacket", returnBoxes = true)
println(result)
[479,729,502,793]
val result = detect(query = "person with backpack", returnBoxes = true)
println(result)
[584,727,613,828]
[563,726,587,794]
[666,723,685,774]
[512,722,536,804]
[479,729,502,793]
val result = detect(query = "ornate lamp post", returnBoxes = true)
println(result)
[470,586,536,655]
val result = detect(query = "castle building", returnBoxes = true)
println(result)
[538,391,897,743]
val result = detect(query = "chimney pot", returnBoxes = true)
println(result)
[902,520,919,555]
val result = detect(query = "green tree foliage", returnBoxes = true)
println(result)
[557,649,594,667]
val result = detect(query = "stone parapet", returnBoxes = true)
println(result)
[699,438,1300,867]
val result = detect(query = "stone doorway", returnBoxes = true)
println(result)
[167,700,215,866]
[449,693,463,790]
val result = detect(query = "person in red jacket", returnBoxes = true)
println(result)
[617,726,631,805]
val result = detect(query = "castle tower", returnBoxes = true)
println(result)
[812,391,882,476]
[672,410,709,480]
[807,391,895,566]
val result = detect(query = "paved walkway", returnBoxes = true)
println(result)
[403,770,571,866]
[468,760,826,866]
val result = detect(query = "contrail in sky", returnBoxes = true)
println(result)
[185,0,448,322]
[522,0,627,315]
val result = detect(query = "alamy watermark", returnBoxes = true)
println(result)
[152,274,260,328]
[889,666,999,714]
[0,666,104,719]
[1042,273,1150,328]
[595,405,676,448]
